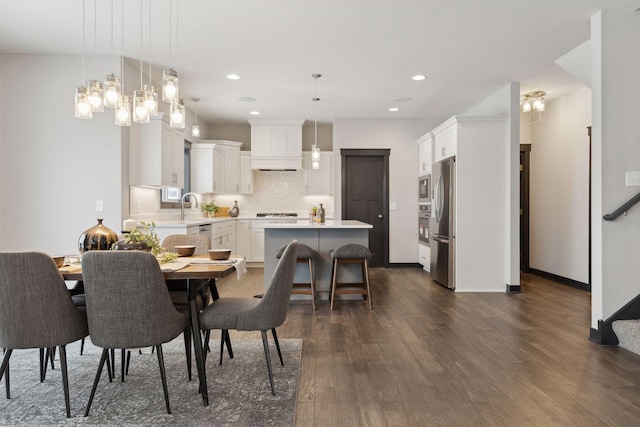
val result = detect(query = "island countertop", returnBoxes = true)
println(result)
[262,220,372,229]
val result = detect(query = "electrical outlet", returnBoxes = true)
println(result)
[96,200,104,212]
[626,171,640,186]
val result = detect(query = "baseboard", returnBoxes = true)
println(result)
[528,268,590,292]
[388,263,423,268]
[506,284,521,293]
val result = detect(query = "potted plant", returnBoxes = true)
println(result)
[114,221,163,256]
[201,201,220,218]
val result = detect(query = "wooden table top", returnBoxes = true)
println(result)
[59,254,237,281]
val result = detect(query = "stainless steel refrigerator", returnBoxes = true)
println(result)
[430,157,455,289]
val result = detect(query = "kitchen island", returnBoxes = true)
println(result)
[263,220,373,300]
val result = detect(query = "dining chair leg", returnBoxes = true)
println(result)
[105,349,113,383]
[183,325,192,381]
[271,328,284,366]
[59,345,71,418]
[156,345,171,414]
[0,349,11,399]
[120,349,126,382]
[39,348,45,382]
[261,330,275,395]
[84,348,108,417]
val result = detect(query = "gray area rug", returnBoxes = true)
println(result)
[0,336,302,426]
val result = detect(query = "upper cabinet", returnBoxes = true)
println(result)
[191,140,243,194]
[130,113,184,188]
[240,152,253,194]
[249,119,304,170]
[417,132,433,176]
[303,151,333,194]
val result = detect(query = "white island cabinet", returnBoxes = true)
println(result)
[263,220,372,300]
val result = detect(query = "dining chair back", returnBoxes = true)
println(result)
[0,252,89,418]
[81,250,188,416]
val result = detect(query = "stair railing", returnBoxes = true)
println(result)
[603,192,640,221]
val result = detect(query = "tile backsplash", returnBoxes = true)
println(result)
[130,170,334,220]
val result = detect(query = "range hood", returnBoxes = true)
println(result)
[249,119,305,170]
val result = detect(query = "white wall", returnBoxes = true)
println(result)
[0,54,123,255]
[528,87,591,283]
[333,118,436,263]
[591,7,640,327]
[462,83,521,290]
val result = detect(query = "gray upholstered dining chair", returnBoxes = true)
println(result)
[0,252,89,418]
[81,250,189,416]
[198,240,298,395]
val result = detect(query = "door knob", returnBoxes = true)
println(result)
[378,214,383,219]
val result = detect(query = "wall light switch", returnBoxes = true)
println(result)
[626,171,640,186]
[96,200,104,212]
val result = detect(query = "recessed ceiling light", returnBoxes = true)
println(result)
[227,74,241,80]
[394,97,412,103]
[250,111,260,115]
[238,97,256,102]
[388,107,399,112]
[412,75,426,81]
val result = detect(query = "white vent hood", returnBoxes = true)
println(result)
[249,119,305,170]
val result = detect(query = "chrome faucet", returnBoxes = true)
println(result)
[181,192,199,221]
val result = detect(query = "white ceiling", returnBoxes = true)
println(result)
[1,0,638,125]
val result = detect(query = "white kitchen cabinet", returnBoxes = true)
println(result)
[417,133,432,176]
[433,121,457,162]
[192,140,243,194]
[248,119,304,170]
[130,114,184,188]
[235,220,252,260]
[191,143,223,193]
[211,220,236,253]
[418,243,430,272]
[302,151,333,194]
[223,144,241,193]
[240,152,253,194]
[251,228,265,262]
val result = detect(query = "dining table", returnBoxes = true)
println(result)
[60,254,239,406]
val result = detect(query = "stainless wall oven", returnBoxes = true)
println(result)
[418,204,430,245]
[419,174,431,203]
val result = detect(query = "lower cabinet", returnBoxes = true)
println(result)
[418,243,430,272]
[235,220,252,261]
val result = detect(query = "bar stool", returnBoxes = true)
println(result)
[329,243,372,310]
[276,243,317,310]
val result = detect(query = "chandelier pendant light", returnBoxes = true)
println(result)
[311,73,322,170]
[191,97,200,137]
[521,90,546,113]
[75,0,92,119]
[170,99,186,128]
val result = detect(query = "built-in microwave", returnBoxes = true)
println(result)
[419,174,431,203]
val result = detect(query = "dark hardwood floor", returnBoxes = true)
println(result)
[215,267,640,426]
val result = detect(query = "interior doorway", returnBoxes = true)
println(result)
[341,149,389,267]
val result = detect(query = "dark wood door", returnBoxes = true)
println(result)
[341,149,389,267]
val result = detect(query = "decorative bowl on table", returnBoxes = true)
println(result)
[208,249,231,261]
[174,245,196,257]
[52,255,65,268]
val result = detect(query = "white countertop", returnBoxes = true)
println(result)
[263,220,372,229]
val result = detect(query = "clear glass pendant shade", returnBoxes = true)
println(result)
[75,86,93,119]
[103,74,121,108]
[87,80,104,112]
[115,95,132,126]
[170,100,185,128]
[133,90,150,123]
[162,68,179,103]
[143,84,158,116]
